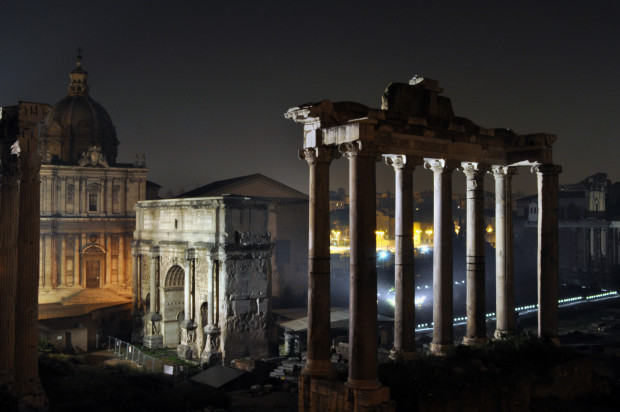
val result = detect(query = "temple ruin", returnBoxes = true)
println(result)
[0,102,48,409]
[286,78,560,411]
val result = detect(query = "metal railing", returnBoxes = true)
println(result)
[106,336,189,381]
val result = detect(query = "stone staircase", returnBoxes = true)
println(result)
[60,288,131,305]
[269,358,304,382]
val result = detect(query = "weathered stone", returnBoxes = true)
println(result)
[132,196,274,364]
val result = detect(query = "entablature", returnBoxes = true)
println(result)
[286,79,557,167]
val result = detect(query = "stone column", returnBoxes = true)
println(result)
[385,155,416,359]
[462,162,487,346]
[130,243,144,344]
[105,235,112,285]
[50,234,58,287]
[493,166,517,338]
[299,146,337,378]
[0,150,20,387]
[143,247,162,348]
[60,235,66,287]
[179,249,198,359]
[343,141,380,389]
[14,133,47,408]
[534,164,562,344]
[74,235,80,287]
[424,159,454,354]
[119,235,125,285]
[202,258,222,365]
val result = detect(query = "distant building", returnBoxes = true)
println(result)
[515,173,620,288]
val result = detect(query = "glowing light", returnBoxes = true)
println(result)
[420,246,429,254]
[378,250,389,259]
[486,225,493,233]
[415,295,426,305]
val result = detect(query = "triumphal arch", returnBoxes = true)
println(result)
[286,77,561,411]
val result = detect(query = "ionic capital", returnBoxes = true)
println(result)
[423,158,457,174]
[531,163,562,175]
[384,154,421,171]
[298,146,339,165]
[491,165,518,177]
[460,162,488,179]
[339,141,377,160]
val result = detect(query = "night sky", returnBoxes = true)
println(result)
[3,1,620,196]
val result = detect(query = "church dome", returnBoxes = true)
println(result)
[40,53,119,164]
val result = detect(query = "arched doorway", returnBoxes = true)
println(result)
[82,245,105,288]
[162,265,184,347]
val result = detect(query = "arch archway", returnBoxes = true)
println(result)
[162,264,185,347]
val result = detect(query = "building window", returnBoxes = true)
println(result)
[276,240,291,264]
[89,194,98,212]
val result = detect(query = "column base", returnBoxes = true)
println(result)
[299,376,394,412]
[301,359,336,379]
[494,329,514,340]
[345,382,394,412]
[178,320,198,360]
[389,349,417,361]
[462,336,487,347]
[15,381,48,411]
[430,342,454,356]
[346,378,382,390]
[142,334,163,349]
[200,350,222,366]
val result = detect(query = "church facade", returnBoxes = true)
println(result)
[37,54,148,302]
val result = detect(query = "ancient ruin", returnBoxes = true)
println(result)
[0,102,48,409]
[132,196,274,364]
[286,77,560,411]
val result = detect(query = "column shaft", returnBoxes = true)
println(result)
[347,145,379,388]
[425,159,454,354]
[184,258,191,320]
[131,247,139,311]
[463,163,486,345]
[300,147,335,378]
[14,139,46,404]
[494,166,516,337]
[149,252,158,314]
[535,164,561,342]
[386,155,415,357]
[0,153,20,386]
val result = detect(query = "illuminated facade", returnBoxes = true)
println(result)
[37,55,149,303]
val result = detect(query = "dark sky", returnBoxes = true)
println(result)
[3,1,620,196]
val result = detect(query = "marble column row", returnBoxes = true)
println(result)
[301,144,562,391]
